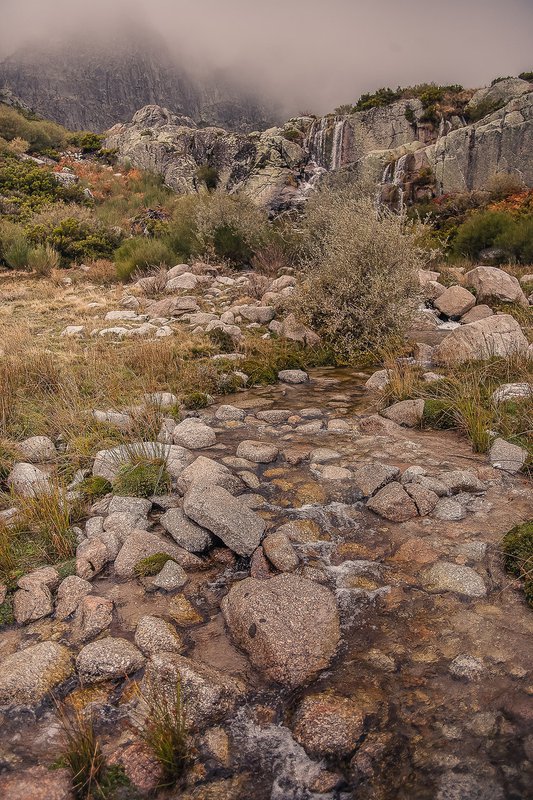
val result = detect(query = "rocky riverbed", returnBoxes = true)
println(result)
[0,367,532,800]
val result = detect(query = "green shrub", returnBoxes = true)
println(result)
[465,99,504,123]
[207,327,236,353]
[292,187,426,358]
[134,553,174,577]
[454,210,533,263]
[0,105,67,153]
[114,236,175,281]
[213,224,253,266]
[28,217,120,266]
[518,71,533,82]
[502,520,533,607]
[0,596,14,626]
[79,475,112,499]
[196,164,219,190]
[58,707,105,800]
[27,243,60,275]
[422,398,455,429]
[355,87,401,111]
[494,217,533,264]
[113,458,171,498]
[182,391,210,410]
[0,156,69,216]
[68,131,103,153]
[1,226,31,269]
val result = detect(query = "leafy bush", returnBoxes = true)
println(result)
[453,210,533,263]
[68,132,104,153]
[465,99,504,123]
[113,457,171,497]
[114,236,175,281]
[0,224,31,269]
[0,156,69,216]
[0,105,66,153]
[292,187,426,357]
[518,71,533,82]
[355,87,401,112]
[28,216,120,266]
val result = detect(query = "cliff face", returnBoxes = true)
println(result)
[105,80,533,212]
[0,34,279,134]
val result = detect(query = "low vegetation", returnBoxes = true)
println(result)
[502,521,533,607]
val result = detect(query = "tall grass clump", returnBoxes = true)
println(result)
[57,705,105,799]
[502,520,533,607]
[137,670,188,789]
[292,186,428,359]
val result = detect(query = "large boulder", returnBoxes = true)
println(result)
[183,484,266,556]
[7,462,52,496]
[381,399,424,428]
[434,285,476,318]
[221,574,340,687]
[76,637,145,683]
[0,642,74,707]
[433,315,528,364]
[114,530,191,577]
[464,267,528,307]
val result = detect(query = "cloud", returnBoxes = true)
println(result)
[1,0,532,114]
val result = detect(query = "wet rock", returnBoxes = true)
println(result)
[422,562,487,598]
[236,440,279,463]
[256,409,292,423]
[134,615,184,655]
[160,507,213,551]
[75,595,113,641]
[0,766,73,800]
[449,654,485,680]
[76,637,145,683]
[353,463,400,497]
[292,693,364,757]
[434,285,476,318]
[464,266,528,307]
[169,594,204,626]
[433,315,529,364]
[317,464,352,480]
[19,435,56,463]
[278,369,308,384]
[433,498,467,521]
[55,575,92,619]
[7,462,51,496]
[489,437,528,474]
[250,546,273,579]
[151,559,188,591]
[435,771,504,800]
[215,404,246,422]
[367,482,419,522]
[262,531,299,572]
[199,727,231,768]
[177,456,241,494]
[310,447,340,463]
[183,484,266,556]
[114,530,186,577]
[381,399,424,427]
[114,740,163,795]
[0,642,74,707]
[142,653,246,729]
[221,574,340,688]
[405,484,439,516]
[172,418,216,449]
[358,414,402,435]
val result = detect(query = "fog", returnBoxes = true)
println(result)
[1,0,532,114]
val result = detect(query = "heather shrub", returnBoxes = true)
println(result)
[292,186,426,357]
[114,236,175,281]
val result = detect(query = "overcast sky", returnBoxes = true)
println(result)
[1,0,532,113]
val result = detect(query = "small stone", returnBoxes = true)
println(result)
[0,642,74,707]
[381,399,424,427]
[489,437,528,474]
[405,484,439,516]
[13,584,53,624]
[422,562,487,598]
[353,463,400,497]
[215,405,246,422]
[19,436,56,463]
[292,693,365,757]
[438,470,485,494]
[256,409,292,423]
[262,531,299,572]
[433,497,467,521]
[491,382,532,404]
[7,462,51,496]
[134,615,184,655]
[169,594,203,626]
[75,595,113,641]
[55,575,92,619]
[278,369,308,384]
[366,482,419,522]
[449,654,484,680]
[76,637,145,683]
[152,560,188,591]
[160,507,213,551]
[310,447,340,463]
[114,530,186,577]
[236,440,279,463]
[365,369,390,390]
[172,419,216,449]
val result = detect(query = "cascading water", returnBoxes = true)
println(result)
[330,117,347,171]
[380,152,410,210]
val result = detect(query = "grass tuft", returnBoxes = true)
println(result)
[502,520,533,607]
[134,553,174,578]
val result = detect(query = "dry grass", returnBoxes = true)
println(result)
[57,704,105,800]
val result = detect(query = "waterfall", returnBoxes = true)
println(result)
[380,154,410,211]
[330,117,347,170]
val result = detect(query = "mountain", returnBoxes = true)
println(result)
[0,28,279,133]
[104,79,533,213]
